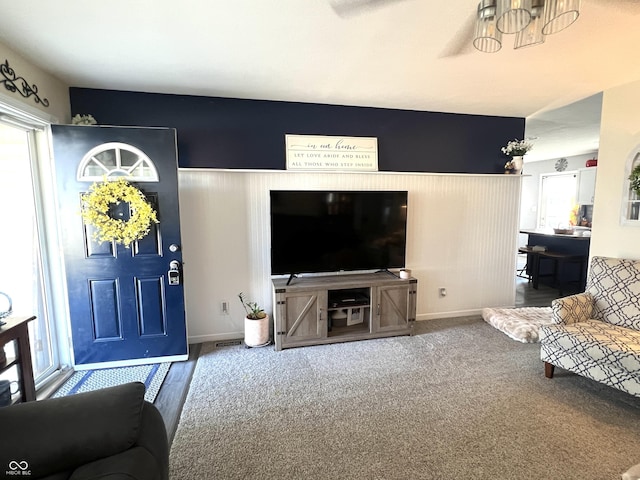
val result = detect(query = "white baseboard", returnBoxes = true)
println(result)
[417,309,483,321]
[190,312,494,343]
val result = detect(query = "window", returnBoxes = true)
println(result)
[538,172,577,229]
[622,150,640,225]
[77,142,158,182]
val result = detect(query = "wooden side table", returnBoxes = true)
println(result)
[0,316,36,402]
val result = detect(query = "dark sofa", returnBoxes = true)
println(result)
[0,381,168,480]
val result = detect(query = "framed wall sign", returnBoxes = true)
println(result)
[285,134,378,172]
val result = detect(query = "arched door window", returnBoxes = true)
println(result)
[621,149,640,225]
[76,142,159,182]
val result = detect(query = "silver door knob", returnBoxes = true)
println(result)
[169,244,180,252]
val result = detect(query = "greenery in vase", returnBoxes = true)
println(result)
[629,164,640,196]
[238,292,266,319]
[501,139,533,157]
[72,114,97,125]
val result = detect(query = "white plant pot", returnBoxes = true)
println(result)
[244,314,270,347]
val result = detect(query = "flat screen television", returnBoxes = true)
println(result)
[270,190,408,275]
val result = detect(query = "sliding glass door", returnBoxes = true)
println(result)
[0,122,59,384]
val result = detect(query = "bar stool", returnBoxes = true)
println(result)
[537,251,587,295]
[517,246,539,282]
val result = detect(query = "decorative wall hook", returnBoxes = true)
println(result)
[0,59,50,107]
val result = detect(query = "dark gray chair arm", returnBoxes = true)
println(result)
[0,382,152,479]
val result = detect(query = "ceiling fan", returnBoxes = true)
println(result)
[328,0,409,17]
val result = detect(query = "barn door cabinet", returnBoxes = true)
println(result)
[272,273,417,351]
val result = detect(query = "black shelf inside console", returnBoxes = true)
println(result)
[328,287,370,309]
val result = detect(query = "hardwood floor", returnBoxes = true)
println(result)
[515,276,562,307]
[514,252,575,307]
[155,343,201,444]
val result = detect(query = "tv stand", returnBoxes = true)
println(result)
[376,268,399,278]
[272,272,417,351]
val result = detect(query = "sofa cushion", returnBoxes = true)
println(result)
[587,256,640,330]
[540,320,640,376]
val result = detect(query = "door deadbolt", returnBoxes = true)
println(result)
[168,260,181,286]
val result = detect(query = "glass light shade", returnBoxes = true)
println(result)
[542,0,580,35]
[514,2,545,49]
[473,1,502,53]
[496,0,532,34]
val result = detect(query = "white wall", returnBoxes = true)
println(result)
[590,79,640,259]
[178,170,522,343]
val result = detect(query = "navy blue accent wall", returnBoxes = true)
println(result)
[69,88,524,174]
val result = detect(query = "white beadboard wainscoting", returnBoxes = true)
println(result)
[177,169,522,343]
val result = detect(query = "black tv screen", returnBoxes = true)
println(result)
[270,190,408,275]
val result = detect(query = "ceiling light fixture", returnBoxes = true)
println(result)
[496,0,532,34]
[514,0,545,48]
[473,0,503,53]
[473,0,580,52]
[542,0,580,34]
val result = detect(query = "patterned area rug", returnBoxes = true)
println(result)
[52,362,171,403]
[482,307,554,343]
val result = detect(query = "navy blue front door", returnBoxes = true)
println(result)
[51,125,187,366]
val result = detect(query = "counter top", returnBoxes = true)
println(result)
[520,229,591,240]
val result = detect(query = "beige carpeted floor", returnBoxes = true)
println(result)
[170,316,640,479]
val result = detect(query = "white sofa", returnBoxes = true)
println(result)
[539,256,640,397]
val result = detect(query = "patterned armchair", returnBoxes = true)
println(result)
[539,256,640,397]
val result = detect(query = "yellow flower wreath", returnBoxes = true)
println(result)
[81,177,159,246]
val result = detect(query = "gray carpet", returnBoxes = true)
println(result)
[170,317,640,479]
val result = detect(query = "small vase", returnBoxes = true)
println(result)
[511,155,524,174]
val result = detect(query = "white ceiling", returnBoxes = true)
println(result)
[1,0,639,161]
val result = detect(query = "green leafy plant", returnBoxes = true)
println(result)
[629,164,640,196]
[238,292,266,319]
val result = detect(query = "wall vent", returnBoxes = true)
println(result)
[214,340,242,348]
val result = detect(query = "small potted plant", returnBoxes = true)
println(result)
[501,138,533,174]
[238,292,270,347]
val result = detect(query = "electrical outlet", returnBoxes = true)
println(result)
[221,300,229,315]
[439,288,447,297]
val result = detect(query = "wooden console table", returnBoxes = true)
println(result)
[273,272,417,351]
[0,315,36,402]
